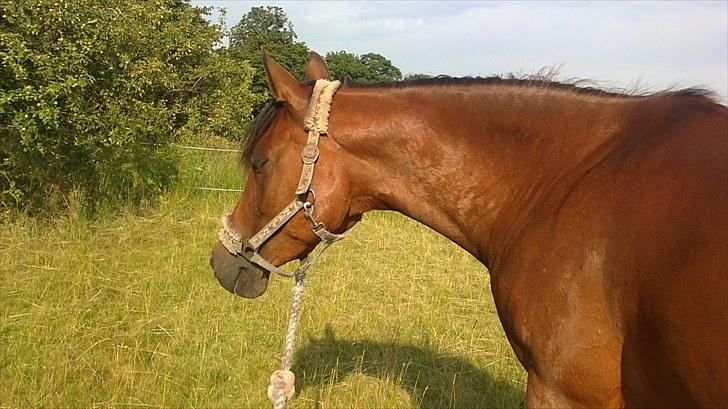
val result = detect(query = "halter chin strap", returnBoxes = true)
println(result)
[218,79,347,277]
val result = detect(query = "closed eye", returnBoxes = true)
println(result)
[252,159,268,173]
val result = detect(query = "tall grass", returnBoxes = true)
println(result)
[0,146,526,408]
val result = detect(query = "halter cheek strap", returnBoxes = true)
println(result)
[218,79,347,277]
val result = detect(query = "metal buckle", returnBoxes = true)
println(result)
[301,143,319,164]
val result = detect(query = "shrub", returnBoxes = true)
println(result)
[0,0,260,214]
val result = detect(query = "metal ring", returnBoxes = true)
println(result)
[307,189,317,204]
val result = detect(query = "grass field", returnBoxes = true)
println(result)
[0,148,526,408]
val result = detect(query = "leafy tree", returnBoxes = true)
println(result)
[0,0,259,214]
[228,6,309,100]
[227,6,403,93]
[325,51,402,83]
[325,51,369,82]
[404,73,432,81]
[359,53,402,82]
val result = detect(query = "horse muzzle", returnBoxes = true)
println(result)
[210,242,270,298]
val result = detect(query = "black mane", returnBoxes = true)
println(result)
[343,74,716,100]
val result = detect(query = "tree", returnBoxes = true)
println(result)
[359,53,402,82]
[325,51,402,83]
[325,51,369,82]
[228,6,309,100]
[404,73,432,81]
[0,0,259,214]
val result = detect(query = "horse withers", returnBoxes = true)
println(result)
[210,52,728,408]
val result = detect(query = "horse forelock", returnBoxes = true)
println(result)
[241,100,285,166]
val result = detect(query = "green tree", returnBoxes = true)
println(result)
[404,73,432,81]
[0,0,259,214]
[325,51,369,82]
[228,6,309,100]
[325,51,402,83]
[359,53,402,82]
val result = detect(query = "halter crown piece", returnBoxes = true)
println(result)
[218,79,345,409]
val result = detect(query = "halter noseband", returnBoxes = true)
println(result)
[218,80,346,277]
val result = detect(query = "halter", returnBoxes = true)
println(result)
[218,79,346,278]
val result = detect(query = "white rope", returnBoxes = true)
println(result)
[268,271,306,409]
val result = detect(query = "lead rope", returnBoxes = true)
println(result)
[267,269,306,409]
[266,236,342,409]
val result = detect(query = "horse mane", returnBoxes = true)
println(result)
[342,74,718,101]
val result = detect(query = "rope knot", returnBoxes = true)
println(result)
[268,369,295,408]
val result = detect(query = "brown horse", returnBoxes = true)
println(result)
[210,52,727,408]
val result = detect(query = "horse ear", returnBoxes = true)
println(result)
[261,49,307,109]
[305,52,331,81]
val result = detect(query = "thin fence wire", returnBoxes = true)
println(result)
[192,187,243,192]
[172,144,243,153]
[140,142,244,153]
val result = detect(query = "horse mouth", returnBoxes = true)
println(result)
[210,242,270,298]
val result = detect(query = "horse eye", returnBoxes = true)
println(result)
[252,159,268,173]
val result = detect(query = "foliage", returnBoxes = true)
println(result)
[227,7,405,92]
[326,51,402,83]
[176,50,263,144]
[228,6,309,101]
[325,51,369,82]
[359,52,403,82]
[404,73,432,81]
[0,0,259,214]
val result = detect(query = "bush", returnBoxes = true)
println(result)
[0,0,260,215]
[176,50,264,144]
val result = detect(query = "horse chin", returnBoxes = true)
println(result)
[232,268,270,298]
[210,243,269,298]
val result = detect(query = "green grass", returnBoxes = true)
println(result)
[0,149,526,408]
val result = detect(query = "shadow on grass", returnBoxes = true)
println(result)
[293,325,525,409]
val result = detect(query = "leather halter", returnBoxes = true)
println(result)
[218,80,346,277]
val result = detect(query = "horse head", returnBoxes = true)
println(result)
[210,52,361,298]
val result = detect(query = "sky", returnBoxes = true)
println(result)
[191,1,728,102]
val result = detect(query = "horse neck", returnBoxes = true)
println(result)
[329,85,638,267]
